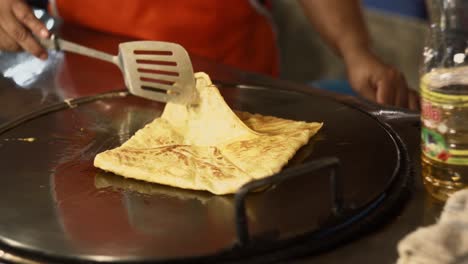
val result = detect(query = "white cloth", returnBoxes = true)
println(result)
[397,189,468,264]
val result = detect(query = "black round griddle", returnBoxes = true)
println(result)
[0,83,411,263]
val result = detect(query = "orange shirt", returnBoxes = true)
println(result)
[52,0,278,76]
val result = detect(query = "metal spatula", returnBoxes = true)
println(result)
[39,35,196,104]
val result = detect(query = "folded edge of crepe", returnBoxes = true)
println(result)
[94,72,322,195]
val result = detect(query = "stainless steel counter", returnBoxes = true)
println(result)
[0,22,443,264]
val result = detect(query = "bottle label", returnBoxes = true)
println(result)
[421,79,468,165]
[421,100,452,162]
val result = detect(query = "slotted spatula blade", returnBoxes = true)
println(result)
[38,35,197,104]
[118,41,196,104]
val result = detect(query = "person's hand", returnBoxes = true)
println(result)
[0,0,49,59]
[344,50,420,110]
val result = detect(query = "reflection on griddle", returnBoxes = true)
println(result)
[94,172,241,238]
[94,171,225,204]
[93,171,268,243]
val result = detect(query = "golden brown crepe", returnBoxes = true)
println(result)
[94,72,322,195]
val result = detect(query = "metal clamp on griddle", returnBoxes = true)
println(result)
[234,157,342,247]
[344,97,421,126]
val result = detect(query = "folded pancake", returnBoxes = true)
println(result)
[94,72,322,195]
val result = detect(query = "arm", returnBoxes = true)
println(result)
[299,0,419,110]
[299,0,369,60]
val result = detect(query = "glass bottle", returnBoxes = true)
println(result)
[421,0,468,201]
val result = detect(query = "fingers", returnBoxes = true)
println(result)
[0,0,49,59]
[375,69,420,109]
[376,78,396,106]
[376,77,420,110]
[12,1,48,39]
[3,14,45,58]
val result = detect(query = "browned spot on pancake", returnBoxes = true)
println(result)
[120,148,145,155]
[212,147,223,160]
[236,139,257,150]
[114,153,123,163]
[170,148,190,166]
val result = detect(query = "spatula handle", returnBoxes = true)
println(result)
[39,35,118,66]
